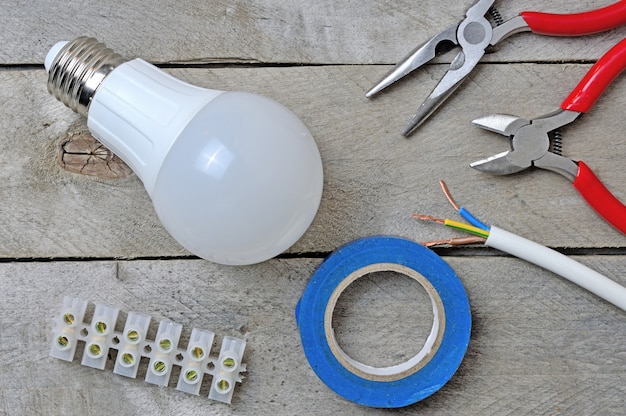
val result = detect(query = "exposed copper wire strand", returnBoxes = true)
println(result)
[411,213,445,224]
[421,236,487,247]
[439,180,460,211]
[414,180,490,246]
[438,179,490,231]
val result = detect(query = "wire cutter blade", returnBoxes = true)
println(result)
[470,38,626,234]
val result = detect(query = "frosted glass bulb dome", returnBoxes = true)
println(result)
[45,37,323,265]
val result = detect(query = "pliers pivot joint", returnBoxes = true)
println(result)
[471,39,626,234]
[367,0,626,136]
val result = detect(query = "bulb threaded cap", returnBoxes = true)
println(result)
[46,36,127,117]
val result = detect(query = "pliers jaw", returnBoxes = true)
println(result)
[469,36,626,234]
[366,0,537,136]
[470,110,581,181]
[365,23,459,99]
[367,0,499,136]
[368,1,626,136]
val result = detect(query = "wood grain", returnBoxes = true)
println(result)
[58,132,133,179]
[1,1,623,65]
[1,256,625,415]
[2,0,626,414]
[1,63,624,259]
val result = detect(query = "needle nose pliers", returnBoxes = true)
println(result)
[366,0,626,137]
[470,38,626,234]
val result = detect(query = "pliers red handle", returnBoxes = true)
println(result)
[367,0,626,137]
[471,38,626,234]
[521,2,626,37]
[563,36,626,113]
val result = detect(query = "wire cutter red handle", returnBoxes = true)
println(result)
[561,38,626,113]
[522,1,626,36]
[565,39,626,232]
[574,161,626,233]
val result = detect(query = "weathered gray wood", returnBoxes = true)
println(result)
[1,64,625,259]
[1,0,623,65]
[2,1,626,415]
[1,257,625,415]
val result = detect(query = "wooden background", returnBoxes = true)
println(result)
[1,0,625,414]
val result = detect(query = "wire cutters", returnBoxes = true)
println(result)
[470,38,626,234]
[366,0,626,137]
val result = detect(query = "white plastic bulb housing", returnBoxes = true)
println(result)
[45,37,323,265]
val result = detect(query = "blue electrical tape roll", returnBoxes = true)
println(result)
[295,236,471,408]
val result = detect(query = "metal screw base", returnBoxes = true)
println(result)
[47,36,126,117]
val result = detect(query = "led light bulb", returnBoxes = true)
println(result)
[45,37,323,265]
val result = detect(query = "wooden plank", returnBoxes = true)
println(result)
[1,63,625,259]
[1,0,623,65]
[1,256,625,414]
[3,2,626,416]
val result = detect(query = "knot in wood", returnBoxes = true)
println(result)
[58,133,133,179]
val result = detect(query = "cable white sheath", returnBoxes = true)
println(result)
[485,225,626,312]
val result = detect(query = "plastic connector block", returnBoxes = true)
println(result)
[82,303,119,369]
[50,296,247,404]
[146,320,183,386]
[50,297,88,361]
[209,336,247,403]
[176,328,215,394]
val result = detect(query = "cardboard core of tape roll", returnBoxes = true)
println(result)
[323,262,446,382]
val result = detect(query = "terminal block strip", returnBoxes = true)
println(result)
[50,296,246,404]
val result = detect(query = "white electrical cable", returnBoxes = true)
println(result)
[485,225,626,312]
